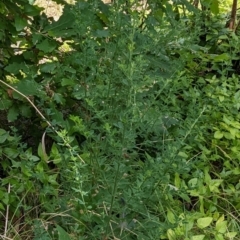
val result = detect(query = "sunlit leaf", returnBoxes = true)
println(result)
[197,217,213,229]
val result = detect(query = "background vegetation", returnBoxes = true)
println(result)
[0,0,240,239]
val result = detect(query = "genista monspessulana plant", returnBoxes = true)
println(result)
[0,0,240,239]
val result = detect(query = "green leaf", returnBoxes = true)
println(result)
[56,225,71,240]
[0,99,12,110]
[20,105,32,117]
[61,78,75,86]
[7,106,19,122]
[197,217,213,229]
[15,80,41,96]
[44,9,75,37]
[50,143,62,164]
[167,229,176,240]
[192,235,205,240]
[225,232,237,238]
[48,174,58,186]
[5,62,27,75]
[3,147,19,158]
[167,208,176,224]
[24,4,43,16]
[40,62,57,73]
[224,132,234,140]
[213,53,230,62]
[53,93,65,104]
[216,220,227,234]
[178,151,188,158]
[0,129,9,143]
[209,179,223,192]
[210,0,219,15]
[214,131,223,139]
[95,29,109,38]
[15,16,28,31]
[36,39,57,53]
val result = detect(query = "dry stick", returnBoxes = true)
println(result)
[4,184,11,238]
[0,80,85,163]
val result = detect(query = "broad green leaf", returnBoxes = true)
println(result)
[24,4,43,16]
[36,39,57,53]
[0,99,12,110]
[215,233,224,240]
[15,16,28,31]
[192,235,205,240]
[210,0,219,14]
[167,209,176,223]
[5,62,27,75]
[188,178,198,188]
[15,80,41,96]
[214,131,223,139]
[197,217,213,229]
[56,225,71,240]
[61,78,75,86]
[216,220,227,233]
[20,105,32,117]
[3,147,19,158]
[40,62,57,73]
[167,229,176,240]
[225,232,237,238]
[44,9,75,37]
[213,53,230,62]
[7,106,19,122]
[0,202,5,210]
[178,151,188,158]
[51,143,62,164]
[0,129,8,143]
[209,179,223,192]
[224,132,234,140]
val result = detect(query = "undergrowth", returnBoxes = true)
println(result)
[0,0,240,239]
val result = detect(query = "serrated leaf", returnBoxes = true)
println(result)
[0,99,12,110]
[15,80,41,96]
[197,217,213,229]
[7,106,19,122]
[5,62,27,75]
[53,93,65,104]
[15,16,28,31]
[36,39,57,53]
[56,225,71,240]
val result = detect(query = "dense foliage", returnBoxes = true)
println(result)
[0,0,240,239]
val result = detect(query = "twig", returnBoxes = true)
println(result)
[4,184,11,238]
